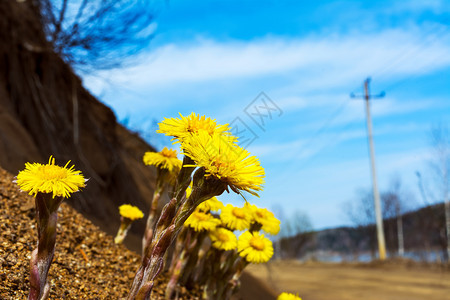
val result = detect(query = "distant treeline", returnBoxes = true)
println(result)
[279,203,446,260]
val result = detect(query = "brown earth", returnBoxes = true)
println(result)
[247,259,450,300]
[0,166,203,299]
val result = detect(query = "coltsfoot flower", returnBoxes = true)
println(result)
[209,227,237,251]
[115,204,144,244]
[16,156,85,198]
[197,196,224,212]
[158,112,232,141]
[277,292,302,300]
[184,210,221,232]
[246,203,281,235]
[119,204,144,221]
[182,131,265,197]
[16,156,85,300]
[220,204,252,231]
[143,147,182,173]
[238,231,273,264]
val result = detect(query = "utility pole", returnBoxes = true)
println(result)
[351,77,387,260]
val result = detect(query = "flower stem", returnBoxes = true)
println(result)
[142,178,164,254]
[128,167,226,299]
[114,217,133,244]
[29,193,63,300]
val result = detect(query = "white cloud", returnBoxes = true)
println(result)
[276,96,309,111]
[86,26,450,92]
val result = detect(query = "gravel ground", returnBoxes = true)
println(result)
[0,167,200,299]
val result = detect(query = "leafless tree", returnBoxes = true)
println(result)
[344,189,378,258]
[280,210,313,239]
[34,0,156,71]
[428,124,450,261]
[277,209,313,259]
[344,186,408,259]
[413,124,450,262]
[380,176,411,257]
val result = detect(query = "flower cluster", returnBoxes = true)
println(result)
[14,112,300,300]
[128,112,269,299]
[170,200,280,300]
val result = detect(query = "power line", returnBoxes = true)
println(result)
[277,98,353,183]
[292,120,356,172]
[295,99,351,159]
[373,25,449,82]
[368,26,450,94]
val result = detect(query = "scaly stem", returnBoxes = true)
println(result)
[142,173,165,255]
[165,249,187,299]
[29,193,63,300]
[128,167,227,299]
[179,231,206,288]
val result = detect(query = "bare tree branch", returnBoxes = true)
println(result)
[34,0,157,71]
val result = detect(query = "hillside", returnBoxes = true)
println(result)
[0,0,160,250]
[280,203,447,261]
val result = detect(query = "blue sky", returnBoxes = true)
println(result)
[83,0,450,230]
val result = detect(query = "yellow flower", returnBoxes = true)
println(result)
[143,147,182,173]
[209,227,237,251]
[184,210,221,232]
[246,203,281,235]
[157,112,231,141]
[119,204,144,221]
[16,156,85,198]
[182,131,265,197]
[277,292,302,300]
[220,204,252,231]
[197,197,224,212]
[237,231,273,264]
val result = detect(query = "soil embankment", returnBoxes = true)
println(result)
[0,0,157,248]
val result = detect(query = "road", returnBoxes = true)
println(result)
[246,260,450,300]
